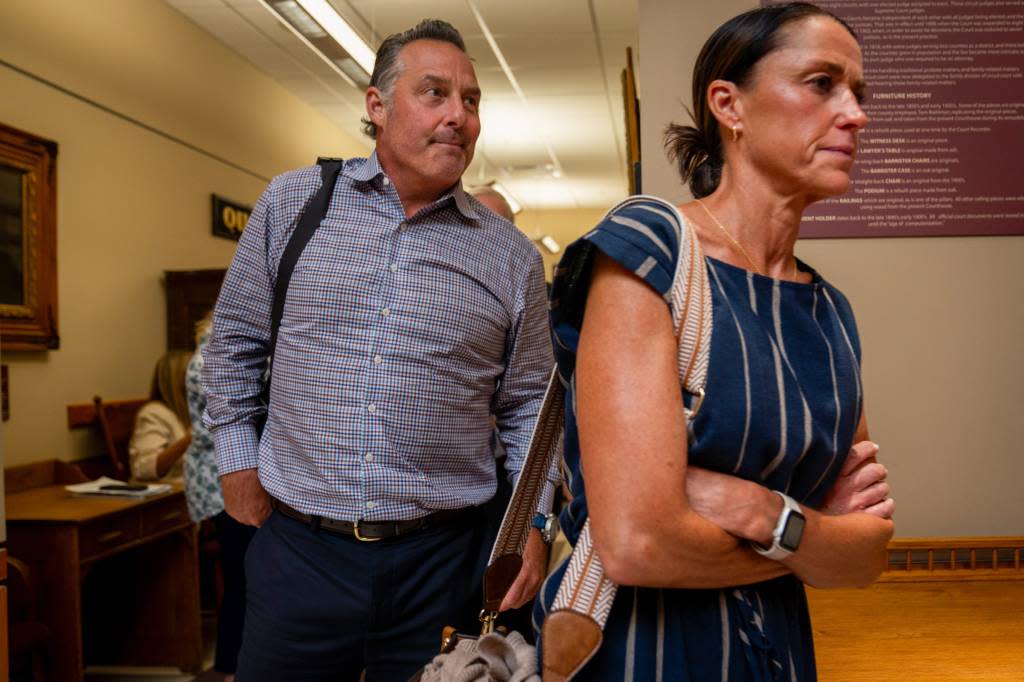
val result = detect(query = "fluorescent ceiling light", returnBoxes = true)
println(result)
[274,0,326,38]
[489,181,523,214]
[295,0,376,75]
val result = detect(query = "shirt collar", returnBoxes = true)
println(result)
[450,183,479,221]
[346,151,480,222]
[344,150,385,183]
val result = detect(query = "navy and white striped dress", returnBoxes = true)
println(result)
[536,198,864,681]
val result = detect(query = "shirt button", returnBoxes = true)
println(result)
[367,403,377,414]
[381,307,391,317]
[373,354,383,365]
[398,222,407,231]
[366,501,376,510]
[365,453,374,463]
[389,263,398,273]
[382,176,390,186]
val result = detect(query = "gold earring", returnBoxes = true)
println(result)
[732,124,739,143]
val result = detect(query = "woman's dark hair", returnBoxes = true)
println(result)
[361,19,467,139]
[664,3,857,198]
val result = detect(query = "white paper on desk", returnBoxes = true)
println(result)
[65,476,171,498]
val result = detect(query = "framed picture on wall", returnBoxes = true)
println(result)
[622,46,641,195]
[0,122,58,351]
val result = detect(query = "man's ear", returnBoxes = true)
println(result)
[707,79,743,136]
[366,87,387,130]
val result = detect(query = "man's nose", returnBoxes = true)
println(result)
[444,98,468,127]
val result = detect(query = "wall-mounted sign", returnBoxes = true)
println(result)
[211,195,253,241]
[764,0,1024,238]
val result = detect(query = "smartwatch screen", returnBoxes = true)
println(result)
[780,511,806,552]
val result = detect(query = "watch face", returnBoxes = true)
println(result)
[780,511,806,552]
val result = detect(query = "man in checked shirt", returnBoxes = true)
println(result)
[202,19,556,682]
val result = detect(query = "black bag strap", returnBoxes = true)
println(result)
[265,157,345,393]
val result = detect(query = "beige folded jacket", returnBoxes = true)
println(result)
[418,631,540,682]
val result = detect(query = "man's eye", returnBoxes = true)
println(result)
[426,88,442,97]
[464,97,479,108]
[812,75,833,91]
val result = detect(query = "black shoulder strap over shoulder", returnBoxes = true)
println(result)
[264,157,344,393]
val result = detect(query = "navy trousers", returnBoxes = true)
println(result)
[235,507,494,681]
[212,511,256,674]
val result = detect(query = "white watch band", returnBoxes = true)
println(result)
[752,491,805,560]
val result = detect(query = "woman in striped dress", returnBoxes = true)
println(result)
[537,4,895,679]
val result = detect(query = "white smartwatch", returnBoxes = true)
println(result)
[752,491,806,560]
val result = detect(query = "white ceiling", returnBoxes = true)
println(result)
[164,0,638,209]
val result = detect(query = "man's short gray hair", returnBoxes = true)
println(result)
[361,19,468,139]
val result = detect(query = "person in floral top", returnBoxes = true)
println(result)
[185,312,255,681]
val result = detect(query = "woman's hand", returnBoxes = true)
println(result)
[822,440,894,519]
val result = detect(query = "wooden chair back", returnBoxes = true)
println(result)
[92,396,148,479]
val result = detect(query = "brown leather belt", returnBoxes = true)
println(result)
[272,499,475,542]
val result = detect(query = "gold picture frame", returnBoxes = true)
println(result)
[0,122,58,351]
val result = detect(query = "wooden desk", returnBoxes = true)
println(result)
[6,483,202,682]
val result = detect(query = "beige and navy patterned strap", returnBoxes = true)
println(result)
[489,365,566,564]
[666,199,713,418]
[542,195,712,680]
[483,365,566,614]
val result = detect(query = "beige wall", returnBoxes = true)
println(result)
[516,207,610,280]
[0,0,369,467]
[639,0,1024,536]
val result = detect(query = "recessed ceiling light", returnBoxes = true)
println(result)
[538,235,561,254]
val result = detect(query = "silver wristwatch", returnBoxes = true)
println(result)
[752,491,806,560]
[531,512,559,545]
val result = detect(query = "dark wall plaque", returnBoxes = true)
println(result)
[211,194,253,241]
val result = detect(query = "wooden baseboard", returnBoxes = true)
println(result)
[882,536,1024,582]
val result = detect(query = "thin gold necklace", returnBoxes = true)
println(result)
[695,199,797,280]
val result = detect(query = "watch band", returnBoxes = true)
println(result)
[752,491,806,560]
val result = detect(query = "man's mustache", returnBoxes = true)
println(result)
[430,132,467,147]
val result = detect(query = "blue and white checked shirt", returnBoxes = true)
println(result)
[203,153,556,522]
